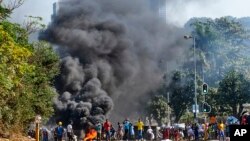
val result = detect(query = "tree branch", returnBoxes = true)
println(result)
[23,16,45,34]
[5,0,24,11]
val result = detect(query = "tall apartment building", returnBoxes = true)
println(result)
[51,0,67,21]
[148,0,167,22]
[52,0,167,22]
[51,2,57,20]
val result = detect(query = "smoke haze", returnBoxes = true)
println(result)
[40,0,189,127]
[165,0,250,26]
[9,0,250,27]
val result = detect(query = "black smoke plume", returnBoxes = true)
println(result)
[40,0,189,128]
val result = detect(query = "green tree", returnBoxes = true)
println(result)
[203,87,220,115]
[0,20,59,134]
[167,71,195,122]
[26,41,59,119]
[186,17,250,87]
[0,0,24,20]
[0,5,11,19]
[217,70,250,117]
[147,95,170,125]
[0,21,33,128]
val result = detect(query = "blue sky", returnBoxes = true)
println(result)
[10,0,250,27]
[10,0,57,24]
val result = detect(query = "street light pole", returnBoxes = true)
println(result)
[167,92,170,126]
[184,35,197,122]
[193,36,197,122]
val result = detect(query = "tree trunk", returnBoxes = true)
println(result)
[175,115,181,123]
[238,104,244,118]
[232,105,238,118]
[174,110,184,123]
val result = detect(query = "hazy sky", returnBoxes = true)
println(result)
[10,0,250,27]
[10,0,57,24]
[166,0,250,26]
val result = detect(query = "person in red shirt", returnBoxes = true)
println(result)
[174,129,179,141]
[241,115,248,125]
[163,126,170,139]
[103,119,112,141]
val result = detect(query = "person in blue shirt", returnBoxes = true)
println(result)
[123,118,130,140]
[95,121,102,141]
[54,121,64,141]
[42,127,49,141]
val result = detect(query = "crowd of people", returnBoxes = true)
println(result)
[27,112,250,141]
[85,118,151,141]
[159,112,250,141]
[27,120,75,141]
[83,116,238,141]
[32,118,155,141]
[79,117,230,141]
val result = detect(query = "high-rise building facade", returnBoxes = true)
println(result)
[51,2,57,20]
[52,0,167,23]
[148,0,167,22]
[51,0,68,21]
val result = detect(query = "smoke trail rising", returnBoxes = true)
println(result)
[40,0,189,128]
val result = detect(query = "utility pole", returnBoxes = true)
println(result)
[184,35,198,122]
[167,92,170,126]
[193,36,197,122]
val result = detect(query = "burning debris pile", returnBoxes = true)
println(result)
[40,0,188,128]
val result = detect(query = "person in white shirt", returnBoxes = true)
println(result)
[147,126,155,140]
[67,120,74,141]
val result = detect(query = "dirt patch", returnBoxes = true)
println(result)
[0,135,35,141]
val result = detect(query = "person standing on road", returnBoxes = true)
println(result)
[146,126,154,140]
[42,127,49,141]
[194,123,199,141]
[129,123,135,140]
[123,118,130,140]
[117,122,124,140]
[103,119,112,141]
[67,120,74,141]
[136,118,144,140]
[95,121,102,141]
[163,126,170,140]
[218,121,225,141]
[110,124,116,139]
[53,127,57,141]
[54,121,64,141]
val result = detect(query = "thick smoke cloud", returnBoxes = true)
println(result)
[40,0,189,127]
[53,56,113,126]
